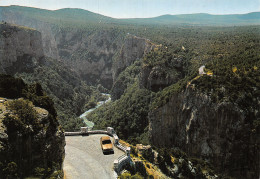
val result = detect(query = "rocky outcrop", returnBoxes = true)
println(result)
[0,23,44,74]
[0,8,121,88]
[110,36,158,99]
[55,29,121,88]
[0,23,101,130]
[112,35,157,81]
[141,65,180,92]
[140,55,185,92]
[149,88,259,178]
[0,75,65,178]
[0,8,161,89]
[0,8,59,59]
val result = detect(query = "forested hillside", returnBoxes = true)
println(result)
[0,5,259,178]
[0,75,65,178]
[89,25,260,141]
[0,23,103,131]
[88,24,260,178]
[1,6,259,26]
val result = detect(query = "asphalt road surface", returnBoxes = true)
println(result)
[64,135,124,179]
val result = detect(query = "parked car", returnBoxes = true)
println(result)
[100,136,114,154]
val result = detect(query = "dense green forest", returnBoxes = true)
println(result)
[0,75,64,178]
[88,25,260,144]
[86,24,259,179]
[15,57,105,131]
[1,5,259,137]
[0,5,259,178]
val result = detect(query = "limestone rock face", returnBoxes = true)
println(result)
[149,88,259,178]
[0,23,44,74]
[140,56,185,92]
[54,29,121,89]
[0,23,99,119]
[113,35,157,81]
[1,10,158,89]
[110,35,158,99]
[1,10,121,88]
[0,9,59,59]
[0,98,65,178]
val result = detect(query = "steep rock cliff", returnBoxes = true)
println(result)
[0,23,44,74]
[1,9,123,88]
[111,35,158,100]
[0,8,59,59]
[55,28,122,88]
[140,55,185,92]
[1,8,121,88]
[112,35,157,81]
[0,75,65,178]
[0,23,100,131]
[1,7,163,90]
[149,88,259,178]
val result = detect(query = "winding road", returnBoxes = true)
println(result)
[64,135,124,179]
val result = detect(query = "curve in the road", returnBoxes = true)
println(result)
[64,135,124,179]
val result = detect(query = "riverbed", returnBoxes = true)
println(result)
[79,93,111,129]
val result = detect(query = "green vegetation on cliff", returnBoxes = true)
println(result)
[0,75,65,178]
[89,82,152,144]
[88,24,259,178]
[191,27,260,134]
[0,6,259,178]
[111,60,142,100]
[14,57,105,132]
[0,22,107,132]
[0,74,56,118]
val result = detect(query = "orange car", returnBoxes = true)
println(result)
[100,136,114,154]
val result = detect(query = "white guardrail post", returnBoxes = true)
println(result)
[81,127,88,134]
[107,127,115,135]
[114,159,119,171]
[113,135,119,145]
[126,147,131,156]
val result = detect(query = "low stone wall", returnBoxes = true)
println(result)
[64,128,110,136]
[112,132,131,174]
[64,132,81,136]
[88,130,110,135]
[113,154,131,173]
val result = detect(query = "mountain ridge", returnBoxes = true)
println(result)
[1,5,260,26]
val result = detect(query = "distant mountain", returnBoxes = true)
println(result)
[0,5,116,27]
[0,5,259,26]
[122,12,260,25]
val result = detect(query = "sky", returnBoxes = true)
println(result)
[0,0,259,18]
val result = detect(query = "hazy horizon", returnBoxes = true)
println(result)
[0,0,259,18]
[1,4,260,20]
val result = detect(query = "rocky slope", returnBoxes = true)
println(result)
[0,75,65,178]
[111,35,159,100]
[53,28,123,89]
[0,8,121,88]
[0,7,160,89]
[149,87,259,178]
[0,22,105,131]
[0,7,59,59]
[140,48,187,92]
[112,34,158,80]
[0,22,44,74]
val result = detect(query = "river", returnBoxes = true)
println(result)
[79,93,111,129]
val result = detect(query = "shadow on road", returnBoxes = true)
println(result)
[103,150,114,155]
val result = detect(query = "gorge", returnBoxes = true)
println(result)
[0,5,259,179]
